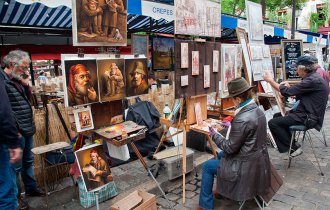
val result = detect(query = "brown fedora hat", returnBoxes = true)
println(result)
[226,77,254,98]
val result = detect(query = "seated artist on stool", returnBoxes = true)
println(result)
[263,55,329,157]
[197,78,271,210]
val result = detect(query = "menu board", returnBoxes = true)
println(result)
[281,40,303,81]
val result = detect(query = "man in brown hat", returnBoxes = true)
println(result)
[197,78,271,210]
[129,61,148,95]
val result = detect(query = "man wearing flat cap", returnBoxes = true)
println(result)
[197,78,271,210]
[263,55,329,157]
[128,61,148,96]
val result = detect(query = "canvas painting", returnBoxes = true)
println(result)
[97,58,126,102]
[213,50,219,73]
[260,81,273,95]
[181,42,189,68]
[204,65,210,88]
[251,60,263,81]
[194,102,203,126]
[73,106,94,132]
[72,0,127,46]
[181,75,188,86]
[246,0,264,43]
[221,45,237,93]
[152,37,174,70]
[236,27,252,85]
[262,58,274,77]
[131,34,149,57]
[63,59,99,107]
[192,51,199,75]
[236,46,243,77]
[175,0,221,37]
[250,45,263,60]
[75,144,116,192]
[125,58,149,97]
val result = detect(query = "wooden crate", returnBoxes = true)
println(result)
[110,190,156,210]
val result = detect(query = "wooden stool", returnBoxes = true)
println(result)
[31,142,71,210]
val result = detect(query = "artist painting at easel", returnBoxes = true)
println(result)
[197,78,271,210]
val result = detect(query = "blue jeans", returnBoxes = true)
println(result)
[199,151,224,210]
[0,144,18,210]
[14,135,37,197]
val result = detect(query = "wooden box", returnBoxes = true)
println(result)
[110,190,156,210]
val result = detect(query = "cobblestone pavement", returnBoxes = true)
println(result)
[26,110,330,210]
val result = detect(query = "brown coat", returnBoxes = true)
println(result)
[213,102,271,201]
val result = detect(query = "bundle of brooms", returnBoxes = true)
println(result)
[33,103,75,189]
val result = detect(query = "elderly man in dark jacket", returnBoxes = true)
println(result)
[263,55,328,156]
[0,74,22,210]
[197,78,271,210]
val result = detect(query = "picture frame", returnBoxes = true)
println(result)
[213,50,219,73]
[221,44,237,97]
[262,45,271,58]
[281,39,303,81]
[181,75,189,86]
[236,27,253,85]
[152,37,174,70]
[73,106,94,132]
[181,42,189,68]
[131,34,149,57]
[71,0,128,46]
[75,144,115,192]
[192,51,200,75]
[251,60,263,81]
[250,44,263,60]
[125,58,149,97]
[246,0,264,43]
[204,65,210,88]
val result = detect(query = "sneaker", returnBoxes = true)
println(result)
[25,187,46,197]
[17,197,29,210]
[290,147,303,157]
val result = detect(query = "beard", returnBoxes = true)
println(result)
[75,81,89,95]
[131,79,141,88]
[11,69,22,81]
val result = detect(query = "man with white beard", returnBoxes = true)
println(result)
[67,64,98,106]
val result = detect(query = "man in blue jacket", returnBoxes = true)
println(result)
[0,75,22,210]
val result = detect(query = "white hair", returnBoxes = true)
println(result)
[2,50,31,68]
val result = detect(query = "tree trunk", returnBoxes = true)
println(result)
[261,0,266,18]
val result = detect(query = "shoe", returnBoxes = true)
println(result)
[25,188,46,197]
[290,147,303,157]
[214,191,222,199]
[18,197,29,210]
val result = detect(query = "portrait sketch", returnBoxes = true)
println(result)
[213,50,219,73]
[262,45,271,58]
[125,58,149,97]
[236,46,243,77]
[74,106,94,132]
[97,58,126,102]
[181,42,189,68]
[250,45,263,60]
[131,34,149,57]
[194,102,203,126]
[152,37,174,70]
[221,45,237,94]
[246,0,264,43]
[72,0,127,46]
[75,144,115,192]
[63,59,99,107]
[251,60,263,81]
[192,51,199,75]
[175,0,221,37]
[181,75,188,86]
[204,65,210,88]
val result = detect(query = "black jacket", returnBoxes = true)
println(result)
[280,72,329,130]
[0,74,20,148]
[213,102,271,201]
[0,69,36,137]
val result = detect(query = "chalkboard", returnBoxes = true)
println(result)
[281,39,303,81]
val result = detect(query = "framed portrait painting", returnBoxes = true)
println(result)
[125,58,149,97]
[63,58,99,107]
[131,34,149,57]
[221,44,237,97]
[97,58,126,102]
[152,37,174,70]
[204,65,210,88]
[72,0,128,46]
[75,144,116,192]
[73,106,94,132]
[246,0,264,43]
[181,42,189,68]
[192,51,199,75]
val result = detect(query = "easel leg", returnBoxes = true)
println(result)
[207,135,217,158]
[154,130,167,154]
[129,142,173,209]
[95,191,100,210]
[41,154,50,210]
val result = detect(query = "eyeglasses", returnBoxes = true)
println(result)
[13,63,29,71]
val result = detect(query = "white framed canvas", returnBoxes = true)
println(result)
[262,45,271,58]
[251,60,263,81]
[75,144,116,192]
[213,50,220,73]
[73,106,94,132]
[175,0,221,37]
[250,45,263,60]
[181,75,189,86]
[192,51,199,75]
[246,0,264,43]
[194,102,203,126]
[181,42,189,68]
[221,44,237,96]
[204,65,210,88]
[236,45,243,77]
